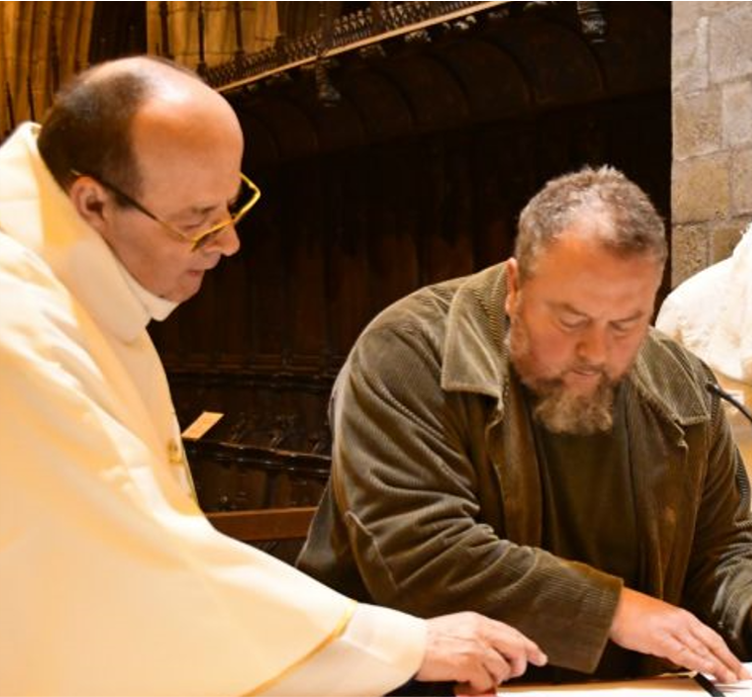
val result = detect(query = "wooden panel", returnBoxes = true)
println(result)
[207,507,317,542]
[147,4,671,526]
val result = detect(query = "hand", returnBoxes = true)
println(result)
[609,587,750,683]
[416,611,548,695]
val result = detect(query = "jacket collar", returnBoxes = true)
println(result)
[442,263,511,400]
[441,262,710,428]
[0,123,177,343]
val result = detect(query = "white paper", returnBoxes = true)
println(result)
[181,411,224,440]
[712,679,752,694]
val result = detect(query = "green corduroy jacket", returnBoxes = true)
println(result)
[298,262,752,675]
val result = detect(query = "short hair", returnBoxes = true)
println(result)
[37,56,201,199]
[514,166,667,283]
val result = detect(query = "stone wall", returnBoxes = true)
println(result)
[672,2,752,286]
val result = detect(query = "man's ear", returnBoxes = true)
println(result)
[505,257,520,316]
[68,177,109,233]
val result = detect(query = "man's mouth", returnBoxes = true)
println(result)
[188,265,216,275]
[572,368,601,377]
[565,367,606,391]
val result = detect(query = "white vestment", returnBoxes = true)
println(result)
[656,227,752,383]
[0,123,424,696]
[656,229,752,478]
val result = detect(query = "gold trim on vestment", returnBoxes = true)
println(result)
[244,599,358,696]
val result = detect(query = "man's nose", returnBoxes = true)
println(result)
[576,325,609,366]
[207,223,241,257]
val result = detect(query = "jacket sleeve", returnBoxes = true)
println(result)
[328,322,622,673]
[682,373,752,658]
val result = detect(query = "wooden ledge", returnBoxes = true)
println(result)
[207,506,317,542]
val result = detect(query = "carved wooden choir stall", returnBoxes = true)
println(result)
[143,1,671,561]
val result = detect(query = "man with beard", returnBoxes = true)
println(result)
[298,166,752,685]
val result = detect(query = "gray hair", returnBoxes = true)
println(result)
[514,166,667,282]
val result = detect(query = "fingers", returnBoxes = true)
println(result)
[483,623,548,677]
[454,681,497,697]
[653,616,746,683]
[419,612,545,691]
[446,638,511,694]
[611,588,747,683]
[513,632,548,670]
[482,644,513,686]
[454,680,499,697]
[665,634,729,682]
[688,623,749,682]
[427,630,514,692]
[458,622,544,692]
[439,644,510,695]
[458,647,512,695]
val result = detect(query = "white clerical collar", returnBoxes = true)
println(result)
[116,259,179,322]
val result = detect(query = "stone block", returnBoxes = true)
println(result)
[709,5,752,83]
[674,89,721,159]
[672,154,730,224]
[731,148,752,214]
[701,2,743,15]
[673,21,709,94]
[711,220,745,262]
[723,81,752,146]
[672,2,704,35]
[670,224,712,287]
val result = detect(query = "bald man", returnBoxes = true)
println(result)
[0,57,545,696]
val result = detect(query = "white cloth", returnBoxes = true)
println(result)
[268,604,426,696]
[656,226,752,383]
[656,230,752,480]
[0,123,426,696]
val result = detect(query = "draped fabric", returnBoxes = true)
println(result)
[145,2,279,70]
[0,2,93,138]
[0,2,278,140]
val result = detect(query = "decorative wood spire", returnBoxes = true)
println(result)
[233,1,245,63]
[26,75,35,122]
[5,82,16,133]
[159,1,173,58]
[197,2,208,76]
[49,23,60,93]
[576,1,607,43]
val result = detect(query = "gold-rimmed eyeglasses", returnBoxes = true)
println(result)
[70,169,261,251]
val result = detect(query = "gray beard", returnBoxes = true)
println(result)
[507,312,618,435]
[527,375,616,435]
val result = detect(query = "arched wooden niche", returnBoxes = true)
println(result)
[225,3,669,165]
